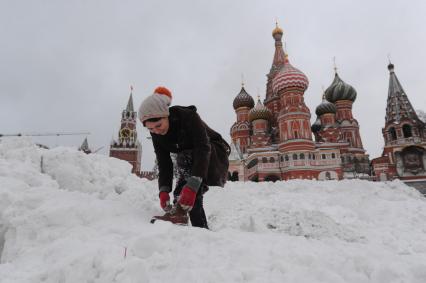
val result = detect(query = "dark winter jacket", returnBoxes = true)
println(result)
[151,105,230,192]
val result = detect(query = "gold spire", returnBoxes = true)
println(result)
[272,20,283,36]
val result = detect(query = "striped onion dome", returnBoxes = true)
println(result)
[272,56,309,94]
[325,73,357,103]
[315,95,337,116]
[311,117,322,133]
[233,86,255,110]
[248,98,272,122]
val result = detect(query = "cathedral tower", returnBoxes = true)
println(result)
[230,84,255,155]
[272,54,314,152]
[248,97,273,148]
[264,23,286,130]
[373,63,426,181]
[325,72,364,150]
[312,93,339,143]
[383,63,426,146]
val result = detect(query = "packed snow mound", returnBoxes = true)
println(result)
[1,137,426,283]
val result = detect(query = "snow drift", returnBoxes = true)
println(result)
[1,137,426,283]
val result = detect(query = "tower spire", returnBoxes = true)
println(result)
[333,57,338,74]
[385,63,419,123]
[126,86,134,112]
[79,137,91,154]
[271,21,285,71]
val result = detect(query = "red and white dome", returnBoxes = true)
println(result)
[272,58,309,94]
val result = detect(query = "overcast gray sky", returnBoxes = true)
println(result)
[1,0,425,170]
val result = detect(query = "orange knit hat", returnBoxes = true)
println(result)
[154,86,172,99]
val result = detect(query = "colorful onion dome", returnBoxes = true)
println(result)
[315,95,337,116]
[233,86,255,110]
[311,117,322,133]
[272,56,309,94]
[248,98,273,122]
[324,73,357,103]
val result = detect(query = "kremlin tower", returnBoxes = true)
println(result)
[109,88,142,175]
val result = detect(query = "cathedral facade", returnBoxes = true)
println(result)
[371,63,426,190]
[229,25,370,182]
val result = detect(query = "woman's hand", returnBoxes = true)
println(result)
[159,192,171,212]
[178,187,196,211]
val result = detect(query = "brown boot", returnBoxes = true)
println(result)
[150,204,189,225]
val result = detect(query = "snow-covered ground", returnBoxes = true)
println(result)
[1,138,426,283]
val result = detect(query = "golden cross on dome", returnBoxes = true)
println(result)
[387,53,392,64]
[130,85,134,93]
[333,57,338,73]
[256,87,261,102]
[241,73,245,87]
[321,86,326,100]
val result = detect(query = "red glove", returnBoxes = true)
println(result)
[159,192,171,211]
[178,186,196,211]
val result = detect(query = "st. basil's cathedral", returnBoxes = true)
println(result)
[229,24,425,187]
[102,24,426,190]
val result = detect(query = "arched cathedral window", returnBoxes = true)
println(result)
[389,127,397,140]
[402,124,412,138]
